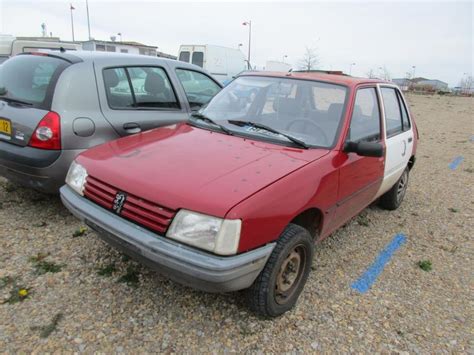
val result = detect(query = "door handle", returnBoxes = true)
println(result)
[123,122,141,134]
[408,137,413,143]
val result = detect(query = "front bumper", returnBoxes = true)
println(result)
[0,141,84,193]
[60,185,275,292]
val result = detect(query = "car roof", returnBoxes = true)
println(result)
[21,50,203,71]
[240,71,390,87]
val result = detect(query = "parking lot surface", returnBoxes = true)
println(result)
[0,94,472,353]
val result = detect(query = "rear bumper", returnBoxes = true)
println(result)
[60,185,275,292]
[0,141,83,193]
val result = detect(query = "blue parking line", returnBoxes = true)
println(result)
[449,156,464,170]
[351,234,407,293]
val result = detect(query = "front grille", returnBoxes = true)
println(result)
[84,175,176,234]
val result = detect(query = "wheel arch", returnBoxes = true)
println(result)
[289,207,323,240]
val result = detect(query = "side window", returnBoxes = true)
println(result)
[103,67,134,109]
[176,69,221,109]
[348,88,381,142]
[397,92,411,131]
[103,66,179,109]
[381,87,403,137]
[192,52,204,67]
[129,67,179,108]
[179,51,190,63]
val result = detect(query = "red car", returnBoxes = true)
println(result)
[61,71,418,317]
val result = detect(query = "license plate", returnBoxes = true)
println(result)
[0,118,12,136]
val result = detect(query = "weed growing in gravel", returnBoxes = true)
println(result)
[29,253,64,275]
[118,266,140,287]
[357,213,370,226]
[417,260,432,272]
[31,313,63,338]
[72,227,88,238]
[4,286,30,304]
[448,207,459,213]
[121,253,131,262]
[0,276,14,289]
[97,263,117,276]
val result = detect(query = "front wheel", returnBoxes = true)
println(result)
[379,167,409,210]
[246,224,314,317]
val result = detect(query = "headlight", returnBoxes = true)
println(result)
[166,210,241,255]
[65,160,88,196]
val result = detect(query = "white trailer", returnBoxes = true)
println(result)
[0,34,80,63]
[265,60,292,72]
[178,44,247,84]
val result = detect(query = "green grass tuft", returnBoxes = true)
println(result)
[97,263,117,276]
[29,253,63,275]
[117,266,140,287]
[417,260,432,272]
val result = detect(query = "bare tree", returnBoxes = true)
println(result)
[459,75,473,94]
[365,68,377,79]
[298,46,319,71]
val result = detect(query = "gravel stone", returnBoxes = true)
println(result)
[0,94,472,352]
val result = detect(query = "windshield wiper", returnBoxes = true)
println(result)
[227,120,309,149]
[190,113,233,135]
[0,96,33,106]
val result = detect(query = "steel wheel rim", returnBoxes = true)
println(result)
[275,244,307,305]
[397,170,408,203]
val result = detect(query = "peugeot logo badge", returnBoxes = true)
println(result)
[112,191,127,214]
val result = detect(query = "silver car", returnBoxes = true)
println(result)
[0,51,222,193]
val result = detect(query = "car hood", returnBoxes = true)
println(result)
[77,123,330,217]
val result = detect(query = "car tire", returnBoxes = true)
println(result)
[246,224,314,317]
[379,167,409,210]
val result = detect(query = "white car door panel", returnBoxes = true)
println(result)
[376,86,413,198]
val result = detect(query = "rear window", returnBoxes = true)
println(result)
[0,55,68,109]
[192,52,204,67]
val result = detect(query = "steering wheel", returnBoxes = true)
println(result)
[286,119,329,146]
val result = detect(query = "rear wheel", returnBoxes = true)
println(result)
[379,167,409,210]
[246,224,314,317]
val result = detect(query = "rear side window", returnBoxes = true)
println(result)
[192,52,204,67]
[0,54,68,109]
[398,92,411,131]
[176,69,221,109]
[179,51,190,63]
[381,87,403,137]
[348,88,381,142]
[103,66,179,109]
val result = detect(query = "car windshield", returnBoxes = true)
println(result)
[199,76,348,148]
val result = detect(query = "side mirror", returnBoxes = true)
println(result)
[344,141,384,157]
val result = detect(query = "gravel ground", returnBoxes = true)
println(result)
[0,94,473,353]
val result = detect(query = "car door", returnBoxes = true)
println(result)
[376,86,414,197]
[97,64,189,136]
[335,86,385,224]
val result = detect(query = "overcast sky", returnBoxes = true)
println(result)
[0,0,472,86]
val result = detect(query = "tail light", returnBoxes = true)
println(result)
[28,111,61,150]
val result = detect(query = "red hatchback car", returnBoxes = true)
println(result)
[61,71,418,317]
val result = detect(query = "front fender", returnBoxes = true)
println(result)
[227,152,339,253]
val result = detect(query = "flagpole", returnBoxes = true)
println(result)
[86,0,91,40]
[70,4,75,42]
